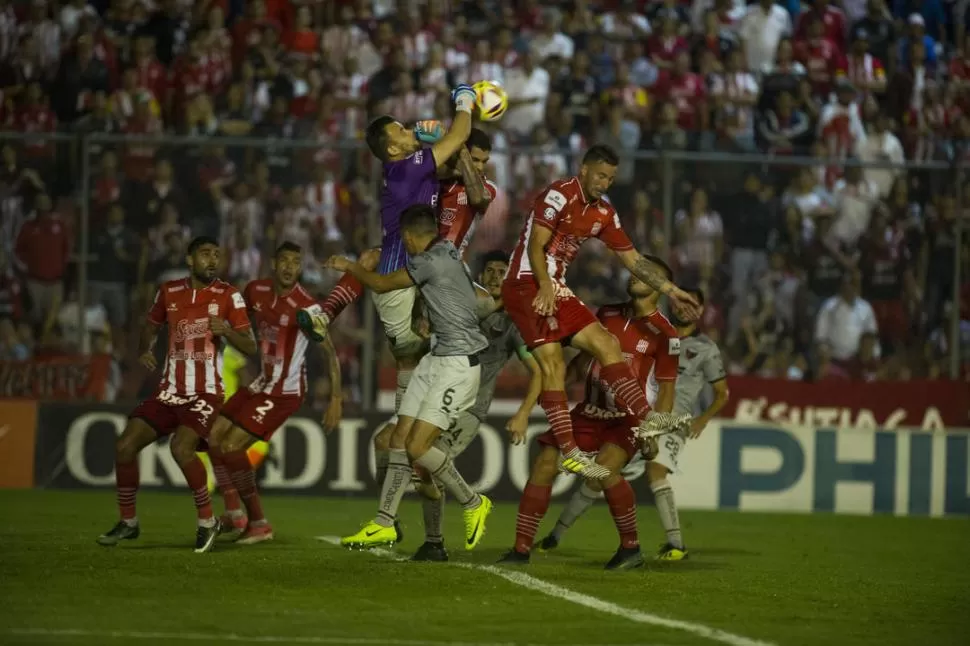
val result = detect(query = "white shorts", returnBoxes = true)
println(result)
[651,431,686,475]
[434,411,482,457]
[371,287,426,359]
[398,354,481,431]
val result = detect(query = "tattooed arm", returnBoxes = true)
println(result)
[614,249,701,320]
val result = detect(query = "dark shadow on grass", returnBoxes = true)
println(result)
[689,547,762,557]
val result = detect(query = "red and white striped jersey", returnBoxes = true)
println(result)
[148,278,250,398]
[438,178,498,256]
[243,279,319,398]
[577,305,679,421]
[506,177,633,284]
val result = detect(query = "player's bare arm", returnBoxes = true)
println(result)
[456,147,490,209]
[324,255,414,294]
[527,224,557,316]
[210,317,257,356]
[689,378,729,439]
[321,335,342,435]
[615,249,701,320]
[138,321,161,371]
[430,85,476,168]
[654,381,675,414]
[507,351,542,445]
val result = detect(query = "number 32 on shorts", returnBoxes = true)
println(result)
[190,399,215,423]
[440,387,455,414]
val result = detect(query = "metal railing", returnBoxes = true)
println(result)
[1,131,965,403]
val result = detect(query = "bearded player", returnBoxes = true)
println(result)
[97,236,257,553]
[207,242,343,545]
[499,268,681,569]
[410,249,542,561]
[539,288,729,561]
[502,144,698,479]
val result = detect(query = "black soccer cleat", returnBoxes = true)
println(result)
[605,545,644,570]
[535,534,559,552]
[194,520,221,554]
[395,521,404,543]
[497,549,531,565]
[97,521,140,546]
[411,541,449,562]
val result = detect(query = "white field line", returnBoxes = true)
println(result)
[316,536,778,646]
[3,627,669,646]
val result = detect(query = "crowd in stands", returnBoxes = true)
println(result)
[0,0,968,405]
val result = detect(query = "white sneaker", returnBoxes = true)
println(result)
[636,411,692,440]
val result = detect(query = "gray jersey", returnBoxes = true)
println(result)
[467,310,525,420]
[672,333,726,415]
[406,240,489,356]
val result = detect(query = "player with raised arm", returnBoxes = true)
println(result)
[410,249,542,562]
[498,269,681,569]
[326,205,493,551]
[538,288,729,561]
[97,236,257,553]
[206,242,342,545]
[502,145,699,479]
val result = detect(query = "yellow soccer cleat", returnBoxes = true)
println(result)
[463,495,493,550]
[559,448,611,480]
[340,521,399,550]
[656,543,689,561]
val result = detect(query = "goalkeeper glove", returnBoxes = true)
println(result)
[451,84,476,114]
[413,120,444,144]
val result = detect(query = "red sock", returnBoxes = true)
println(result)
[514,482,552,553]
[225,449,265,522]
[179,458,214,522]
[322,274,363,321]
[208,447,242,513]
[604,479,639,549]
[539,391,577,453]
[599,362,650,419]
[116,460,139,521]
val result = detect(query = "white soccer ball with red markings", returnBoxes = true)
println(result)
[473,80,508,122]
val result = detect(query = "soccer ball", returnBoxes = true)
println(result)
[473,80,508,122]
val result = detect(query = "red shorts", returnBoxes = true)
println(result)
[221,389,303,441]
[130,391,223,439]
[537,409,638,459]
[501,279,598,349]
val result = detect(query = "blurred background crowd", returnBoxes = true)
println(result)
[0,0,969,407]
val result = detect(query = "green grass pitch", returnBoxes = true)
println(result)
[1,490,967,646]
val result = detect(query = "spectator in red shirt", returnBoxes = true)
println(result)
[14,193,69,331]
[284,5,319,61]
[647,11,688,71]
[796,14,843,98]
[796,0,848,52]
[654,50,709,133]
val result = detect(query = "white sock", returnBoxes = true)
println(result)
[123,517,138,527]
[551,482,601,541]
[199,517,216,529]
[650,478,683,549]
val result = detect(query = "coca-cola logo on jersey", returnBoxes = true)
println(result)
[173,318,210,343]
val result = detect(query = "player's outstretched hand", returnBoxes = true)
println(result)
[323,397,342,435]
[208,316,230,336]
[414,120,444,144]
[506,414,528,445]
[532,283,557,316]
[323,255,352,272]
[451,84,476,113]
[688,418,706,440]
[139,351,157,372]
[668,286,701,321]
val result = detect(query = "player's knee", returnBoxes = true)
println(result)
[599,474,621,490]
[221,429,251,454]
[530,449,560,484]
[169,433,197,464]
[536,354,565,383]
[404,432,433,460]
[373,424,393,452]
[115,435,139,463]
[646,460,670,483]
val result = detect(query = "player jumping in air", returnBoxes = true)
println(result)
[97,237,257,553]
[539,288,729,561]
[502,144,699,479]
[327,205,493,551]
[207,242,343,545]
[499,269,681,569]
[410,249,542,561]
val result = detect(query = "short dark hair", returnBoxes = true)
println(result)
[642,253,673,280]
[275,241,302,257]
[582,144,619,167]
[480,249,509,271]
[187,236,219,255]
[400,204,438,235]
[365,115,396,162]
[466,127,491,152]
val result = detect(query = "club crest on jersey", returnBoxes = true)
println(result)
[636,339,649,354]
[441,208,458,224]
[590,222,602,235]
[543,207,556,220]
[208,303,220,316]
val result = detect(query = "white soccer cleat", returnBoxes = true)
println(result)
[635,411,692,440]
[296,308,330,343]
[559,448,612,480]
